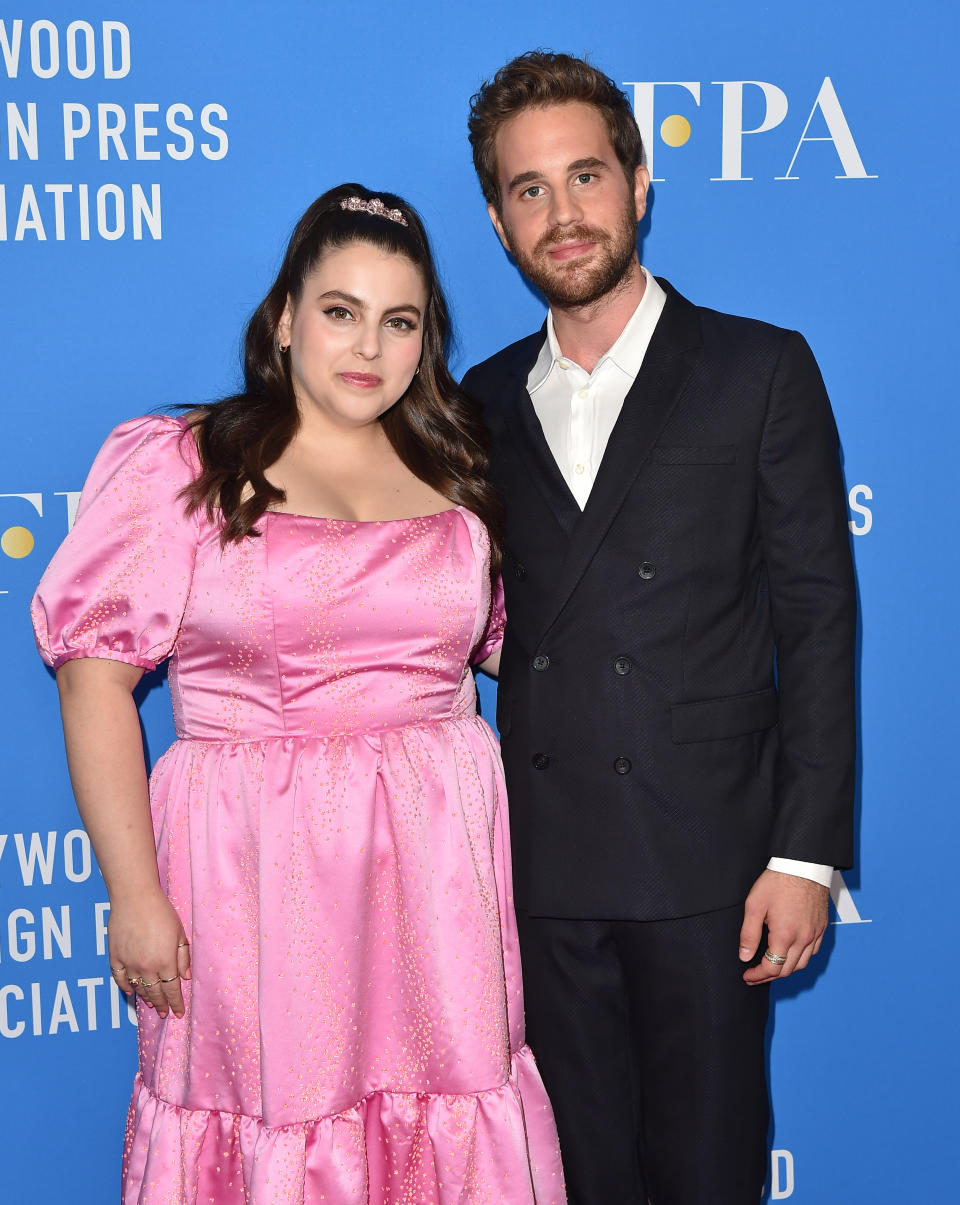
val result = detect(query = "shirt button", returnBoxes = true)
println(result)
[558,359,570,370]
[614,756,632,775]
[532,752,550,770]
[532,654,550,671]
[574,463,585,475]
[577,389,590,399]
[514,563,527,581]
[614,656,632,675]
[638,561,656,580]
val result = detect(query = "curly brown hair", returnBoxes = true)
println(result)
[468,50,644,212]
[181,183,503,577]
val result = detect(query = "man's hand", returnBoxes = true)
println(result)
[739,869,829,985]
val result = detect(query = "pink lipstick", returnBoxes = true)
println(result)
[340,372,382,388]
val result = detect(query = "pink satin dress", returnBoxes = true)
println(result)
[32,416,564,1205]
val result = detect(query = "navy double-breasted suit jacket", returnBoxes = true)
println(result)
[462,279,857,920]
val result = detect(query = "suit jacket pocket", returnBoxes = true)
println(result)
[671,687,778,743]
[649,445,738,465]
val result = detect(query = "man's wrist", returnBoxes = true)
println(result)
[766,857,833,888]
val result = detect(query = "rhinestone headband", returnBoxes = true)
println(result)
[339,196,408,226]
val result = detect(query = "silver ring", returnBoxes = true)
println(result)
[763,949,788,966]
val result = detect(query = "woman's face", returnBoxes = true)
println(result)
[278,240,427,431]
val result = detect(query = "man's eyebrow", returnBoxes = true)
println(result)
[568,157,608,173]
[506,169,542,194]
[506,157,611,194]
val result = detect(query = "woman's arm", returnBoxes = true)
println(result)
[476,649,500,678]
[56,658,191,1017]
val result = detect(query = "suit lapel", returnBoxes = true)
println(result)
[535,282,704,642]
[500,329,581,536]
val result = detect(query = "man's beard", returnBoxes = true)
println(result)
[503,202,639,308]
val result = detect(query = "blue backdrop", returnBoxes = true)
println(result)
[2,3,955,1200]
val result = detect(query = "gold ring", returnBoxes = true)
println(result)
[139,978,162,989]
[177,940,189,948]
[159,974,180,983]
[112,966,126,975]
[763,949,788,966]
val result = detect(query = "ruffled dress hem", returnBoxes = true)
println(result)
[123,1044,565,1204]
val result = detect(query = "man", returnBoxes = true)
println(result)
[463,52,856,1205]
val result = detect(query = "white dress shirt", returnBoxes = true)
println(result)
[526,268,833,890]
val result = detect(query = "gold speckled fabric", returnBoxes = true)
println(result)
[33,416,564,1204]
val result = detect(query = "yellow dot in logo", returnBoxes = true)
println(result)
[1,526,35,558]
[660,114,692,148]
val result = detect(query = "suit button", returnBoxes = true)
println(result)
[638,561,656,580]
[614,756,632,775]
[614,656,632,675]
[532,752,550,770]
[532,654,550,671]
[514,563,527,581]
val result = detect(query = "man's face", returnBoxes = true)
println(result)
[489,101,649,308]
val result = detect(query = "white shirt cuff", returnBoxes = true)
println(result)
[766,857,834,888]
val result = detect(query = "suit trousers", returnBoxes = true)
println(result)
[516,904,770,1205]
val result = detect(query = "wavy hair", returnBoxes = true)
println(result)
[468,50,644,211]
[182,183,502,576]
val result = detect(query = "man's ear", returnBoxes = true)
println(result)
[487,203,511,253]
[633,165,651,222]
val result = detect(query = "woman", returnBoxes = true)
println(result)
[32,184,564,1203]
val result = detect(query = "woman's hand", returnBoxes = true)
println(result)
[56,659,190,1018]
[109,889,192,1018]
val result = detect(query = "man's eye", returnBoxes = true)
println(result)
[576,173,595,184]
[522,185,543,199]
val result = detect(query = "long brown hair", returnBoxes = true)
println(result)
[182,183,503,575]
[468,50,644,212]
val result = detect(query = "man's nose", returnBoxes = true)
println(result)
[548,186,584,227]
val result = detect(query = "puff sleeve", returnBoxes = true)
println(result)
[31,415,201,672]
[472,574,506,665]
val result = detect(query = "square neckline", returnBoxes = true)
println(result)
[264,507,464,525]
[172,413,463,527]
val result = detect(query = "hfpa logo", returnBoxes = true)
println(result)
[625,77,875,183]
[0,492,79,594]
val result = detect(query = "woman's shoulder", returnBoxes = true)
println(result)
[84,412,201,496]
[118,410,200,445]
[100,411,191,448]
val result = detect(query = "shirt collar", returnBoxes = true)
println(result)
[528,268,667,393]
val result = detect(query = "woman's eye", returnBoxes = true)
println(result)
[386,316,416,331]
[324,306,352,320]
